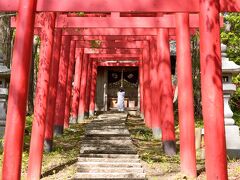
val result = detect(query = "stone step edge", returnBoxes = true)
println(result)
[74,172,146,179]
[79,154,139,158]
[77,158,140,162]
[77,167,144,173]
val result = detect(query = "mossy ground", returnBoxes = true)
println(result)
[0,111,240,179]
[0,115,86,179]
[126,111,240,180]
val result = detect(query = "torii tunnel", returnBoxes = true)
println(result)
[0,0,240,179]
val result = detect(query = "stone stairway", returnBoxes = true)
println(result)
[73,113,146,180]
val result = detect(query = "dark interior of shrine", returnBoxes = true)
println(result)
[107,67,139,110]
[94,56,176,111]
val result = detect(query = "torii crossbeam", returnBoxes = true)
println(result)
[1,0,239,179]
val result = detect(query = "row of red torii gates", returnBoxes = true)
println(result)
[0,0,240,179]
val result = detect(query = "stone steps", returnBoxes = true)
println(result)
[74,113,146,179]
[78,157,140,163]
[77,167,144,173]
[80,143,135,148]
[74,172,146,179]
[79,153,139,158]
[80,149,137,154]
[77,162,143,168]
[85,129,130,135]
[80,136,132,141]
[80,139,133,144]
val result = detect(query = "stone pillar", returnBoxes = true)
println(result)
[221,43,240,158]
[0,88,8,137]
[199,0,228,178]
[0,64,10,137]
[176,13,196,177]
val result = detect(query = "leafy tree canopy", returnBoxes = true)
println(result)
[221,13,240,65]
[221,13,240,110]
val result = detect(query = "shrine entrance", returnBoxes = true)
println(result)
[95,66,139,112]
[107,67,139,111]
[1,0,240,179]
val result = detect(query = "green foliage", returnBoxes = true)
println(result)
[191,31,202,118]
[221,13,240,65]
[33,36,40,77]
[0,13,14,67]
[0,115,85,179]
[90,40,102,48]
[68,12,85,16]
[221,13,240,111]
[233,110,240,127]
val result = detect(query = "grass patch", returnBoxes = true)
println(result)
[233,110,240,127]
[0,115,86,179]
[126,115,206,179]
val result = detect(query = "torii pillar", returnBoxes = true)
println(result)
[139,58,144,117]
[149,36,162,139]
[200,0,228,179]
[142,41,151,128]
[44,29,62,152]
[2,0,37,178]
[54,36,71,135]
[176,13,196,177]
[78,54,89,122]
[84,58,93,118]
[70,48,84,123]
[64,40,76,128]
[89,61,98,116]
[158,29,176,155]
[27,12,55,179]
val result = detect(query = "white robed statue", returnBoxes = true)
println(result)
[117,87,125,111]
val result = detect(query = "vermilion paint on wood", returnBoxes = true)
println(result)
[64,41,76,128]
[0,0,239,12]
[2,0,37,178]
[176,13,197,178]
[158,29,176,156]
[89,61,98,116]
[199,0,228,179]
[70,49,84,123]
[78,54,89,122]
[28,12,56,179]
[44,29,62,151]
[54,36,71,135]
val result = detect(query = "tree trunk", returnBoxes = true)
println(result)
[28,36,39,115]
[0,13,14,67]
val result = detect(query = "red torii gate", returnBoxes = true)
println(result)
[1,0,239,179]
[71,38,176,158]
[10,14,200,150]
[0,13,207,179]
[0,0,239,12]
[2,11,218,179]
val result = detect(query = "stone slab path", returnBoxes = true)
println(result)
[73,113,146,179]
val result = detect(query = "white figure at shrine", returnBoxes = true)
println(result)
[117,87,125,111]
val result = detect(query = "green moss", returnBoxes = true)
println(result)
[233,110,240,127]
[0,115,86,179]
